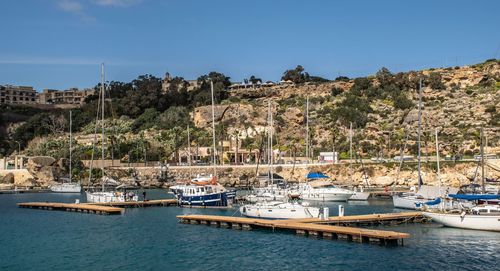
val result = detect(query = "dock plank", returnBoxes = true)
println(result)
[277,212,423,224]
[18,202,124,215]
[176,214,410,242]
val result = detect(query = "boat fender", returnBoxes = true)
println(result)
[460,211,466,221]
[242,207,246,213]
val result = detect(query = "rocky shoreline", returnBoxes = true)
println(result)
[2,156,498,190]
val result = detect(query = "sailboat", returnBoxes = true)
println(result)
[50,110,82,193]
[86,64,138,203]
[392,80,457,209]
[240,100,325,219]
[423,128,500,231]
[346,123,370,201]
[172,80,234,207]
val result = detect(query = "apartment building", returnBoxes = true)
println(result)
[0,85,37,105]
[36,88,95,105]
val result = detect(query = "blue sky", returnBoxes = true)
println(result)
[0,0,499,91]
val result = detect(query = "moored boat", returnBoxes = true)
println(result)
[239,201,327,219]
[299,172,353,202]
[423,203,500,232]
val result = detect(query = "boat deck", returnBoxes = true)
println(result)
[17,202,124,215]
[177,214,412,245]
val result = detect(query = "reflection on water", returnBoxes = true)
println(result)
[0,190,498,271]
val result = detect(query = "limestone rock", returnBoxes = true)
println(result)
[1,173,15,184]
[26,156,57,186]
[373,176,394,186]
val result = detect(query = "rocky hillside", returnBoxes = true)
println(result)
[194,60,500,158]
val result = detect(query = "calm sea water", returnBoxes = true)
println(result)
[0,190,498,271]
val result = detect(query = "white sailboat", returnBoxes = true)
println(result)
[50,110,81,193]
[240,101,324,219]
[423,129,500,231]
[86,64,138,203]
[239,201,326,219]
[392,80,457,209]
[347,123,370,201]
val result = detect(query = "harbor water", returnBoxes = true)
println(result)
[0,190,498,270]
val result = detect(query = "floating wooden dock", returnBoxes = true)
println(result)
[88,199,178,208]
[281,212,425,226]
[17,202,124,215]
[177,214,411,246]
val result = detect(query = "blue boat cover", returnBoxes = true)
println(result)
[449,194,500,200]
[306,172,329,179]
[424,197,441,206]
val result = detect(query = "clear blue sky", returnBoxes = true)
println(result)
[1,0,499,91]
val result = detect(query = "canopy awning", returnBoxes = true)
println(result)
[306,172,329,179]
[449,194,500,201]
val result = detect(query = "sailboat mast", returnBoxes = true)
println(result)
[210,80,217,178]
[187,124,192,178]
[305,96,309,162]
[69,110,72,183]
[435,128,441,192]
[269,100,274,184]
[349,122,353,183]
[417,79,423,189]
[480,127,485,194]
[101,63,105,191]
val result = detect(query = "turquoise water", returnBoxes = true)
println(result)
[1,190,499,271]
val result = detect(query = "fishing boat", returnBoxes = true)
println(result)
[85,64,139,203]
[423,194,500,231]
[299,172,353,202]
[173,80,233,207]
[170,175,235,207]
[239,201,326,219]
[50,111,82,193]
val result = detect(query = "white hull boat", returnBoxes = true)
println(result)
[423,205,500,232]
[350,191,370,201]
[50,183,81,193]
[86,191,138,203]
[239,201,326,219]
[299,184,353,202]
[392,193,424,209]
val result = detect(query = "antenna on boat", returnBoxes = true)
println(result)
[210,80,217,179]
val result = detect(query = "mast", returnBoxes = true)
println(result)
[269,100,274,184]
[69,110,72,183]
[417,79,423,189]
[349,122,353,184]
[101,63,105,191]
[210,80,217,179]
[187,124,192,179]
[435,128,441,193]
[480,127,485,194]
[305,96,309,163]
